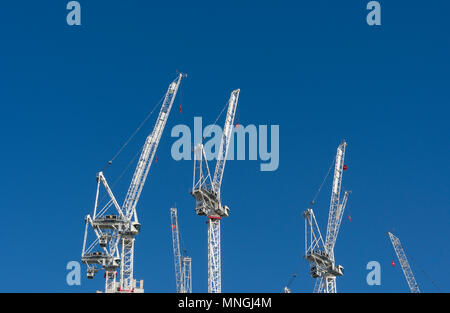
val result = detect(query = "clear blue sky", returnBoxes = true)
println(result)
[0,1,448,292]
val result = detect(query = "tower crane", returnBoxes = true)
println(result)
[388,232,420,293]
[191,89,240,293]
[303,141,350,293]
[81,73,186,293]
[170,207,192,293]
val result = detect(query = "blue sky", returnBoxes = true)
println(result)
[0,1,448,292]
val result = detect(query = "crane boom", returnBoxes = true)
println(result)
[328,191,349,254]
[118,73,185,291]
[325,141,346,259]
[123,73,186,221]
[388,232,420,293]
[212,89,240,197]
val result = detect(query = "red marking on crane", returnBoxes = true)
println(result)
[348,215,351,222]
[155,156,157,163]
[179,105,182,114]
[343,164,348,171]
[392,261,396,267]
[171,224,175,229]
[209,216,221,220]
[236,123,240,128]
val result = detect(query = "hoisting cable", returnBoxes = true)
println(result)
[310,156,335,206]
[180,225,189,258]
[100,93,166,173]
[408,250,443,292]
[199,98,230,143]
[212,100,229,126]
[111,146,142,189]
[96,93,166,208]
[96,74,182,211]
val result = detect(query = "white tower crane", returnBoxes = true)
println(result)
[388,232,420,293]
[170,207,192,293]
[81,73,186,293]
[303,141,350,293]
[191,89,240,293]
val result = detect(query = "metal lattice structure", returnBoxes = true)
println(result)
[170,207,192,293]
[388,232,420,293]
[303,141,350,293]
[191,89,240,293]
[182,257,192,293]
[81,73,186,292]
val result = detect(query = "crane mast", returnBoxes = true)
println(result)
[191,89,240,293]
[170,207,192,293]
[388,232,420,293]
[81,73,185,293]
[303,141,349,293]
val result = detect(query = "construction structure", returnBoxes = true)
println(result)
[283,273,297,293]
[191,89,240,293]
[388,232,420,293]
[81,73,186,293]
[303,141,350,293]
[170,207,192,293]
